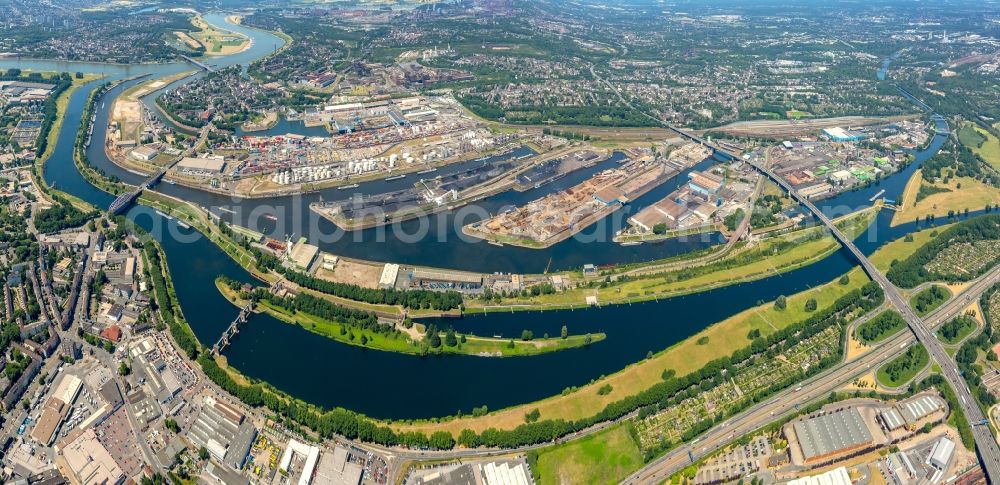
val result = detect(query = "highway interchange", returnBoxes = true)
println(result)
[623,235,1000,484]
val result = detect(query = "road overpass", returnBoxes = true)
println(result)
[747,159,1000,482]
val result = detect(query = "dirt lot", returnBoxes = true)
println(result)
[315,257,384,289]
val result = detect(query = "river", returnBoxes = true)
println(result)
[5,15,956,419]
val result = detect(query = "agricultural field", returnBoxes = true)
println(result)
[531,424,643,485]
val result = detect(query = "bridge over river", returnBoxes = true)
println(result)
[747,157,1000,484]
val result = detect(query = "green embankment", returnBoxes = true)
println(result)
[215,278,605,357]
[910,285,951,316]
[467,206,880,312]
[877,344,929,388]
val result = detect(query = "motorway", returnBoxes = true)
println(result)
[752,160,1000,481]
[624,258,1000,484]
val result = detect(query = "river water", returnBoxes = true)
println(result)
[5,19,956,419]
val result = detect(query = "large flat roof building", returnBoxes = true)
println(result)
[786,466,851,485]
[313,447,363,485]
[791,408,874,463]
[30,374,83,446]
[57,429,125,485]
[176,156,226,175]
[187,395,257,470]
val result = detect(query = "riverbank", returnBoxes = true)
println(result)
[466,205,880,312]
[34,73,105,212]
[215,277,607,357]
[388,221,939,435]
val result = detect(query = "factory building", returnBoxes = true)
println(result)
[408,268,483,292]
[926,437,955,470]
[785,466,851,485]
[186,395,257,470]
[789,408,874,464]
[379,263,400,289]
[176,156,226,176]
[878,394,946,432]
[129,145,161,162]
[823,127,866,142]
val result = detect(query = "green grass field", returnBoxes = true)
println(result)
[533,424,643,485]
[961,122,1000,171]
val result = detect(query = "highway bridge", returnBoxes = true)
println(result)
[747,159,1000,483]
[180,54,215,72]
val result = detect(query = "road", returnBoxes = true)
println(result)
[751,160,1000,482]
[624,260,1000,484]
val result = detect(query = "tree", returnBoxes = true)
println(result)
[427,325,442,348]
[561,325,568,339]
[774,295,787,310]
[429,431,455,450]
[524,408,541,423]
[118,362,131,376]
[198,447,209,460]
[164,419,180,433]
[839,274,850,285]
[804,298,817,312]
[652,223,667,235]
[521,329,534,341]
[445,327,458,347]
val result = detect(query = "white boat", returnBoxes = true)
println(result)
[177,221,191,229]
[384,174,406,181]
[339,183,360,190]
[416,168,437,175]
[488,240,504,247]
[155,210,172,220]
[619,241,642,246]
[869,189,885,202]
